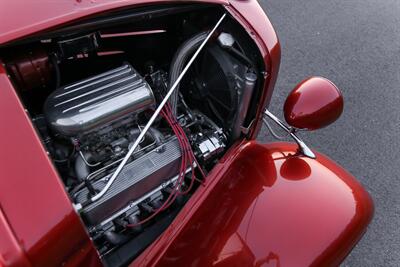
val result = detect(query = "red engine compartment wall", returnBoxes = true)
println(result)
[0,64,101,267]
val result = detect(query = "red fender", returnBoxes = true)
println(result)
[134,141,374,267]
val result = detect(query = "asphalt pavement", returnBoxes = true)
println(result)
[257,0,400,266]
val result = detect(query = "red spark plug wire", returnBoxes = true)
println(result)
[127,105,204,227]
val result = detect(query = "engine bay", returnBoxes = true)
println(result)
[0,4,265,266]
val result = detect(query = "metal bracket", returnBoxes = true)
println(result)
[263,109,316,159]
[240,118,256,135]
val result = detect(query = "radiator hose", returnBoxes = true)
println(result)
[168,31,208,115]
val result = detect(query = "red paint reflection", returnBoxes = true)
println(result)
[280,157,312,181]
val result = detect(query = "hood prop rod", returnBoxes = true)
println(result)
[88,13,227,204]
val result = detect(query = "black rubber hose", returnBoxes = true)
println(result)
[148,128,165,145]
[74,152,93,181]
[168,31,209,115]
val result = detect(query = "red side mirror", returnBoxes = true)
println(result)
[284,77,344,130]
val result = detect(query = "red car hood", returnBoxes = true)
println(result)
[0,0,229,45]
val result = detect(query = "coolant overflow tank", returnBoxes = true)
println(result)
[44,63,155,136]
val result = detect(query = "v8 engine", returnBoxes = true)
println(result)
[43,63,181,226]
[38,58,231,263]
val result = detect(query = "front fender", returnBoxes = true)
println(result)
[135,141,373,267]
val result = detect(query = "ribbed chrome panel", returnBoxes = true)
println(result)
[76,137,181,225]
[44,63,155,136]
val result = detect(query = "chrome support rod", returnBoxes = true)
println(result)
[90,13,227,202]
[263,109,316,159]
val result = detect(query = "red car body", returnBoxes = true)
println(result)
[0,1,373,266]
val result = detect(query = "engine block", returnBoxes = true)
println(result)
[75,137,181,226]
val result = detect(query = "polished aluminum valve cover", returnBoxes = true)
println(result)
[75,137,182,226]
[44,63,155,136]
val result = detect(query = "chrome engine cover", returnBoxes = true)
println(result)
[44,63,155,136]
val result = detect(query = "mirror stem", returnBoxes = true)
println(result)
[263,109,316,159]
